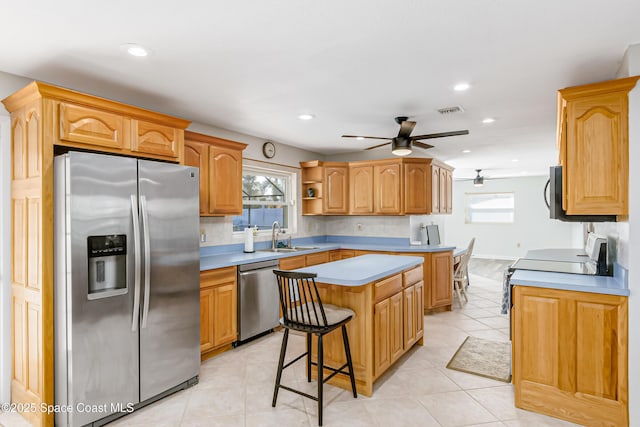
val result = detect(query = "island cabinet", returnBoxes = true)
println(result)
[200,266,238,360]
[184,131,247,216]
[353,249,453,313]
[512,286,628,427]
[1,82,191,427]
[310,260,424,396]
[557,76,639,216]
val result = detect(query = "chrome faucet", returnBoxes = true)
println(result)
[271,220,282,250]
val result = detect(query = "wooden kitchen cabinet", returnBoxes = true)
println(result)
[431,165,441,213]
[279,255,307,270]
[349,164,374,213]
[429,162,453,214]
[1,82,191,427]
[200,267,238,359]
[301,160,324,215]
[444,169,453,213]
[329,249,356,261]
[56,97,188,163]
[404,159,430,214]
[427,251,453,310]
[306,251,330,266]
[323,163,349,214]
[184,131,247,216]
[374,288,403,376]
[374,160,403,214]
[512,286,628,426]
[557,76,639,216]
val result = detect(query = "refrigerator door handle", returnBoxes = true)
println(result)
[131,195,142,332]
[140,195,151,328]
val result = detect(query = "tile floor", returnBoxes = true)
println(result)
[0,268,581,427]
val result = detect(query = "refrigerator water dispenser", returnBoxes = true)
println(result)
[87,234,127,299]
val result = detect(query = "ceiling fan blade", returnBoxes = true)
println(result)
[397,120,416,138]
[411,130,469,140]
[413,141,434,150]
[365,141,391,150]
[342,135,392,141]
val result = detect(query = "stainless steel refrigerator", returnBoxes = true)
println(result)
[54,151,200,426]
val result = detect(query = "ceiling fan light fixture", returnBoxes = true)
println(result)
[473,169,484,187]
[391,138,412,156]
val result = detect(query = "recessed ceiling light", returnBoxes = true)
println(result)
[482,118,495,124]
[122,43,151,57]
[454,83,470,91]
[512,158,519,162]
[298,114,315,121]
[462,149,471,153]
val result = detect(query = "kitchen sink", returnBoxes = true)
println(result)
[257,246,318,253]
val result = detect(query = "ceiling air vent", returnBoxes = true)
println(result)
[437,106,465,115]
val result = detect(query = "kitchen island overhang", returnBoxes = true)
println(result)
[291,254,425,396]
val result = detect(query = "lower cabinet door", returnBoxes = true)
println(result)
[374,298,391,376]
[414,281,424,338]
[403,285,416,348]
[200,287,215,353]
[390,292,404,363]
[212,283,237,347]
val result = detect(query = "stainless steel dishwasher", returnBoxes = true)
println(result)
[237,259,281,343]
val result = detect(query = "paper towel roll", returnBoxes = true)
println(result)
[244,227,254,253]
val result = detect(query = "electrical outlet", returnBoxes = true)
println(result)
[357,223,363,231]
[200,233,207,243]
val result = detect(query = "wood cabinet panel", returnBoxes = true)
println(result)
[349,164,374,213]
[429,251,453,308]
[213,283,237,347]
[374,298,391,376]
[390,292,403,363]
[445,169,453,213]
[558,76,639,215]
[439,168,447,214]
[58,102,125,150]
[404,161,430,214]
[306,251,329,266]
[185,131,246,216]
[373,161,402,214]
[403,285,416,348]
[431,165,441,213]
[200,267,237,357]
[414,280,424,338]
[209,146,243,215]
[374,273,402,303]
[323,165,349,214]
[183,140,209,215]
[279,255,306,270]
[329,249,356,261]
[200,288,215,352]
[131,119,181,159]
[513,286,628,426]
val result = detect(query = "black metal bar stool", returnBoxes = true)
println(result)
[271,270,357,426]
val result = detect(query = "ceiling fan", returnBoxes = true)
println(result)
[342,116,469,156]
[458,169,511,187]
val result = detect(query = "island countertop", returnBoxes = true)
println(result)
[293,254,424,286]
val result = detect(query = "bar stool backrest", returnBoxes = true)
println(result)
[273,270,328,328]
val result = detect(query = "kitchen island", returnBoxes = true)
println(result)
[293,254,424,396]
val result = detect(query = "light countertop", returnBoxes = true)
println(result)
[510,269,629,297]
[293,254,424,286]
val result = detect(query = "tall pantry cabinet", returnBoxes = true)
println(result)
[2,82,190,427]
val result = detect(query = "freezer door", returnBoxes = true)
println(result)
[138,160,200,401]
[54,152,140,426]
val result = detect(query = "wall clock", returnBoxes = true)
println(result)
[262,141,276,159]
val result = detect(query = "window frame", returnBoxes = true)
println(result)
[464,192,515,224]
[232,163,297,235]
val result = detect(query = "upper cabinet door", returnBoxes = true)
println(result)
[209,146,243,215]
[559,76,639,216]
[350,164,374,214]
[183,140,210,215]
[445,169,453,214]
[431,165,441,213]
[59,102,126,149]
[374,161,402,214]
[131,120,181,159]
[404,161,429,214]
[323,165,349,214]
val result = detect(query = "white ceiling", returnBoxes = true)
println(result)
[1,0,639,179]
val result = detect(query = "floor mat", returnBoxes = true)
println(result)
[446,336,511,382]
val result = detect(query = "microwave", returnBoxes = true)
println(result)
[545,166,616,222]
